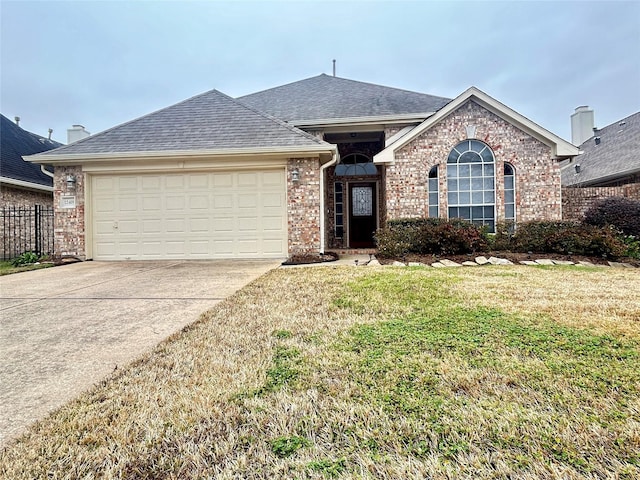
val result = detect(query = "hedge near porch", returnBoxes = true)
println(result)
[375,218,629,259]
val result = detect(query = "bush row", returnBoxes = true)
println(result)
[375,218,631,259]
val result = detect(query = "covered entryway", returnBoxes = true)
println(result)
[90,169,287,260]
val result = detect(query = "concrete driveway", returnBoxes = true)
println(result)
[0,259,280,445]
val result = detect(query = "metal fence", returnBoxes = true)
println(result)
[1,205,55,260]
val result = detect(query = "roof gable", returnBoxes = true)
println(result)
[34,89,333,160]
[375,87,580,163]
[0,114,59,188]
[561,111,640,186]
[238,74,451,124]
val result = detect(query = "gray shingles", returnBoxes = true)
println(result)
[38,90,329,156]
[238,74,451,122]
[562,111,640,186]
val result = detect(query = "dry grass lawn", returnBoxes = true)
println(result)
[1,265,638,479]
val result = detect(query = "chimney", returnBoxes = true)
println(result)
[571,106,595,146]
[67,124,90,144]
[14,116,20,126]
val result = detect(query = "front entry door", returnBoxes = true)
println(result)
[349,183,377,248]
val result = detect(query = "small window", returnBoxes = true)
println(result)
[334,182,344,238]
[504,163,516,223]
[428,166,438,218]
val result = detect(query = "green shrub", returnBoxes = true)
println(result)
[510,221,626,258]
[583,197,640,237]
[621,235,640,259]
[11,251,40,267]
[375,218,489,257]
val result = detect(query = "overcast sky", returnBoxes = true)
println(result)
[1,0,639,145]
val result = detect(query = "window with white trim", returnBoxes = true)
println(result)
[504,163,516,223]
[428,166,439,218]
[446,140,496,232]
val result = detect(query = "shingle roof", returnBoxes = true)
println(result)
[38,89,330,157]
[0,114,59,186]
[238,74,451,123]
[562,111,640,186]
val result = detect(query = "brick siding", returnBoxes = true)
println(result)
[1,185,52,207]
[562,183,640,221]
[386,100,561,223]
[287,158,321,255]
[52,166,86,259]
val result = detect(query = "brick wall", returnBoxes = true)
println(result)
[1,185,52,207]
[562,183,640,221]
[386,100,561,223]
[53,166,86,259]
[287,158,321,255]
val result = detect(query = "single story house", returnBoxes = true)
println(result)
[26,75,579,260]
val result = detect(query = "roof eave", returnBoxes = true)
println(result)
[25,144,337,164]
[293,112,435,129]
[564,166,640,186]
[0,176,53,192]
[374,87,580,164]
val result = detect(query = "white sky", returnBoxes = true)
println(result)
[1,0,639,144]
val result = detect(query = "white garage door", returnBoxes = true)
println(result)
[91,170,287,260]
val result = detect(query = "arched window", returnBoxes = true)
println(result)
[335,153,378,176]
[447,140,495,231]
[504,163,515,222]
[428,166,439,218]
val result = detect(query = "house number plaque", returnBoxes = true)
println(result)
[60,196,76,208]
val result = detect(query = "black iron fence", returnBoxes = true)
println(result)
[1,205,55,260]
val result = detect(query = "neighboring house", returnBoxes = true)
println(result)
[562,109,640,188]
[26,75,579,260]
[561,108,640,221]
[1,114,59,206]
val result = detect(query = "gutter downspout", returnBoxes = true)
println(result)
[41,165,54,179]
[319,151,339,254]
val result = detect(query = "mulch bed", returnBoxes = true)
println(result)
[282,251,339,265]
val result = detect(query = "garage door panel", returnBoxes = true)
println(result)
[118,220,139,234]
[166,218,186,233]
[166,195,186,210]
[118,197,138,212]
[142,196,162,211]
[166,176,186,189]
[189,218,209,232]
[238,172,258,187]
[189,195,209,209]
[213,217,234,232]
[118,177,137,190]
[142,176,161,190]
[263,215,284,231]
[91,169,287,260]
[142,219,162,234]
[238,194,257,208]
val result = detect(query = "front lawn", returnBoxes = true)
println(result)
[0,260,54,276]
[1,266,638,478]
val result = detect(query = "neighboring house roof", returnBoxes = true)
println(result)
[561,111,640,186]
[375,87,580,163]
[238,74,451,126]
[0,114,59,190]
[32,89,335,162]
